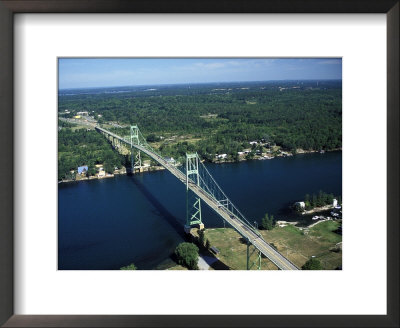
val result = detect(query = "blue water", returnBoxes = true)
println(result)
[58,151,342,270]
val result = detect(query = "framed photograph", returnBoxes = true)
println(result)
[57,58,342,272]
[0,1,398,327]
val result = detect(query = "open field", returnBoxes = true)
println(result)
[260,220,342,269]
[150,134,203,150]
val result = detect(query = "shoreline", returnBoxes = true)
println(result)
[211,147,341,164]
[300,204,334,215]
[58,149,342,184]
[58,166,167,184]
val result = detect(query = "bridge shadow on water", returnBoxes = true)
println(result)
[130,175,187,240]
[130,175,232,270]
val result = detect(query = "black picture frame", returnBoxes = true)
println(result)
[0,1,398,327]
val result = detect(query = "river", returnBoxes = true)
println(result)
[58,151,342,270]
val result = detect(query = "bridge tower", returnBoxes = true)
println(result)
[130,125,142,173]
[184,153,204,233]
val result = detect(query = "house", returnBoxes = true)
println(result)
[333,199,338,207]
[216,154,227,159]
[249,141,258,145]
[77,166,88,175]
[97,166,105,177]
[294,201,305,210]
[164,157,176,164]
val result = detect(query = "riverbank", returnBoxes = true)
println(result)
[211,147,342,164]
[301,204,334,215]
[58,165,167,184]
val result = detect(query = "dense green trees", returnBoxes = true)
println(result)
[146,133,161,142]
[58,129,125,180]
[261,213,275,230]
[303,191,338,210]
[174,242,199,270]
[302,257,323,270]
[59,81,342,162]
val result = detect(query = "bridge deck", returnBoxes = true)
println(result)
[96,126,298,270]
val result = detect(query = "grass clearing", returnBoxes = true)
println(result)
[204,228,278,270]
[150,134,203,150]
[200,220,341,270]
[260,220,342,269]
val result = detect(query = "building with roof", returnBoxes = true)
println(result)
[164,157,176,165]
[77,166,88,175]
[294,201,305,211]
[97,167,105,177]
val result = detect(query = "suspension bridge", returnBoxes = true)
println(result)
[96,125,298,270]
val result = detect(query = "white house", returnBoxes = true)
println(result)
[164,157,176,164]
[294,201,305,210]
[333,199,338,207]
[216,154,227,159]
[98,168,105,177]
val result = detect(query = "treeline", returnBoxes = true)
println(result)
[302,191,342,210]
[58,128,126,180]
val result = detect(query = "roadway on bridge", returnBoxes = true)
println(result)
[96,126,299,270]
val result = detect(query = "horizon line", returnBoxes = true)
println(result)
[59,78,342,91]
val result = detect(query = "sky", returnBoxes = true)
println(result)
[58,58,342,89]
